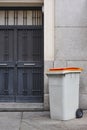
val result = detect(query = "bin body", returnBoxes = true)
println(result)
[47,69,82,120]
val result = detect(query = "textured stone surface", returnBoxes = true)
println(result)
[44,61,54,72]
[55,0,87,26]
[0,112,21,130]
[21,112,65,130]
[44,94,49,110]
[79,94,87,109]
[44,61,53,110]
[0,111,87,130]
[54,61,67,68]
[0,103,44,111]
[80,75,87,94]
[44,61,54,94]
[66,60,87,109]
[55,28,87,61]
[20,111,87,130]
[54,0,87,109]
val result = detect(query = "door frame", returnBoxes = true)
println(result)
[0,0,55,110]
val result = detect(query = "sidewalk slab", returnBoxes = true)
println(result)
[20,112,65,130]
[0,111,87,130]
[20,111,87,130]
[0,112,21,130]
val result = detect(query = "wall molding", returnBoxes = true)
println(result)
[0,0,43,3]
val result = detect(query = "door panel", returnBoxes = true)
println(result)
[0,26,43,102]
[33,29,43,61]
[17,67,43,102]
[17,29,33,61]
[0,68,14,94]
[16,27,43,102]
[17,68,33,102]
[0,7,43,102]
[0,29,14,61]
[0,28,15,102]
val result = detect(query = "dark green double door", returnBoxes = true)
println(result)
[0,26,43,102]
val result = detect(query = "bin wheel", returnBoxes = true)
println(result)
[76,108,83,118]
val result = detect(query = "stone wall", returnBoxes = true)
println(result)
[54,0,87,109]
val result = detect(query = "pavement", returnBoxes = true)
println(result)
[0,111,87,130]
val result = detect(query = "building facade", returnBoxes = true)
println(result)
[54,0,87,110]
[0,0,86,110]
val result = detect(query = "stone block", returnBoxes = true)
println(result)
[79,94,87,109]
[55,0,87,26]
[44,61,53,94]
[0,112,21,130]
[55,28,87,60]
[0,103,44,111]
[44,61,54,72]
[44,94,49,110]
[79,73,87,94]
[54,61,67,68]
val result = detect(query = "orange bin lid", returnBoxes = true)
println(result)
[49,67,83,71]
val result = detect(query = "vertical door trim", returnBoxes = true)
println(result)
[14,28,18,101]
[44,0,54,61]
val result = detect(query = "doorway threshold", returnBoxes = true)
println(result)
[0,103,44,111]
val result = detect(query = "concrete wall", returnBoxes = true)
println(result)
[54,0,87,109]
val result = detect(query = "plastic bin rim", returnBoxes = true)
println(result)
[49,67,83,72]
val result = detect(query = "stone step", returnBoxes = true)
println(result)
[0,103,44,111]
